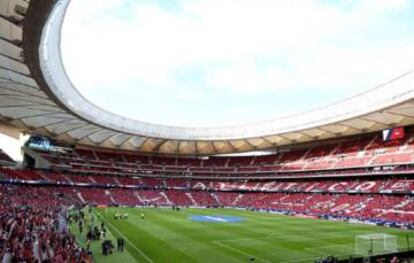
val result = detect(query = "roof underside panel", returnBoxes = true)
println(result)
[159,140,179,154]
[178,141,195,154]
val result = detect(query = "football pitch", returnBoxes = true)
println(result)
[71,207,414,263]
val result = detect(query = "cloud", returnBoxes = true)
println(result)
[61,0,414,126]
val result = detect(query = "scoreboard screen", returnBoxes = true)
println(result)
[27,136,51,151]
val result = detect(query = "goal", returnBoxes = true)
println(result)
[355,234,398,256]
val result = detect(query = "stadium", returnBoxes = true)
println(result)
[0,0,414,262]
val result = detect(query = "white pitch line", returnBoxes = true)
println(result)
[212,240,272,263]
[96,211,154,263]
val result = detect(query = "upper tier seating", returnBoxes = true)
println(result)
[1,169,414,194]
[35,127,414,178]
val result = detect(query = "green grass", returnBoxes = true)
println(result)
[71,207,414,263]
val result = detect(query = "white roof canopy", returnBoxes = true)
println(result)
[0,0,414,155]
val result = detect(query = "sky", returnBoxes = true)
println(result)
[0,134,28,162]
[60,0,414,128]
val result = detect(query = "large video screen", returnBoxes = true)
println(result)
[27,136,51,151]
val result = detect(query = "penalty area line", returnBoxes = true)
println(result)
[212,240,272,263]
[96,211,154,263]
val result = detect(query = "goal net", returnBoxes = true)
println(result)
[355,234,398,256]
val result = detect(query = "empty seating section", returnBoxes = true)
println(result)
[68,174,94,184]
[372,152,413,165]
[227,156,253,167]
[306,144,337,159]
[96,151,125,162]
[216,192,241,206]
[76,149,97,160]
[190,191,217,206]
[165,191,193,206]
[366,136,405,154]
[138,190,168,205]
[332,137,373,157]
[115,176,142,185]
[202,157,227,167]
[305,160,335,170]
[78,188,112,206]
[38,172,69,183]
[279,149,308,163]
[111,188,140,206]
[166,178,188,188]
[0,168,43,180]
[33,128,414,178]
[1,168,414,194]
[176,158,201,167]
[90,175,116,184]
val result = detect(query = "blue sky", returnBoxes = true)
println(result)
[61,0,414,127]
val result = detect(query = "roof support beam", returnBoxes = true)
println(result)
[383,110,414,120]
[359,117,393,127]
[72,128,101,141]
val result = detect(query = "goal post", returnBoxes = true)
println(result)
[355,234,398,256]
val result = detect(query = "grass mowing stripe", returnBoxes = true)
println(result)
[96,210,154,263]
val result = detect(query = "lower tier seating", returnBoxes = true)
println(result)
[1,183,412,225]
[0,184,88,262]
[0,181,412,262]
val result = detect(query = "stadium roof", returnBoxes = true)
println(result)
[1,0,414,155]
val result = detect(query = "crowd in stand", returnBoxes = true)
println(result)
[0,180,410,262]
[0,184,410,262]
[0,184,90,263]
[0,172,412,261]
[0,180,412,226]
